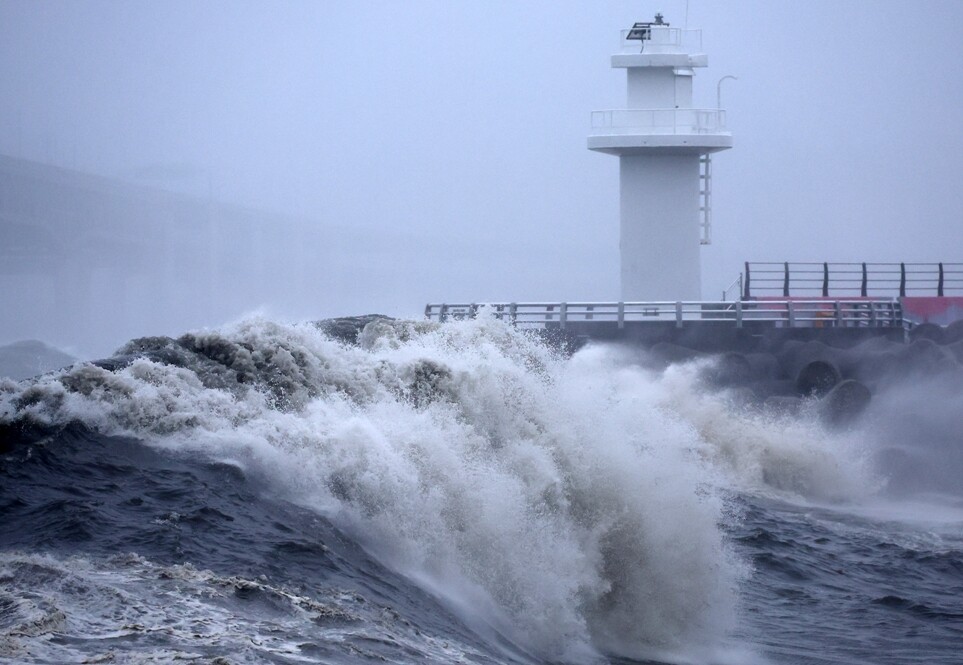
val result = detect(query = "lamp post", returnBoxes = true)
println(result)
[716,75,738,109]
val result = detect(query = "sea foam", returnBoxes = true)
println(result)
[0,315,875,661]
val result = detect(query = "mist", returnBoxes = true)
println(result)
[2,0,962,357]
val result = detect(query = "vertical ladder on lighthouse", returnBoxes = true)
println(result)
[700,154,712,245]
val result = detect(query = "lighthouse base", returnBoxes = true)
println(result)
[619,154,702,301]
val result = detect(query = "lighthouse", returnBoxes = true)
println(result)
[588,15,732,301]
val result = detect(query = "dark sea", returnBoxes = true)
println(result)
[1,317,961,664]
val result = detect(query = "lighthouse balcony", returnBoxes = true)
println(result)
[612,27,708,67]
[618,27,703,54]
[588,108,732,154]
[592,108,727,134]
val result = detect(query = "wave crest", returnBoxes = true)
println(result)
[1,316,764,660]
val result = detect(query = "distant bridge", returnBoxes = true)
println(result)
[0,154,323,350]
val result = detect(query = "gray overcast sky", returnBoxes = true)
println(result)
[2,0,962,352]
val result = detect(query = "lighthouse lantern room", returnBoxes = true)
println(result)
[588,14,732,301]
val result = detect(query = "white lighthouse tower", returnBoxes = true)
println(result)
[588,15,732,301]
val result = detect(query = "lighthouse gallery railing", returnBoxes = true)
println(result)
[618,27,703,52]
[590,108,728,135]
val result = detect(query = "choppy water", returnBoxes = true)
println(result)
[1,316,961,664]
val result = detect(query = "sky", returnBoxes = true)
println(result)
[2,0,962,355]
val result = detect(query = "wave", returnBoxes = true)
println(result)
[0,315,883,661]
[0,549,492,664]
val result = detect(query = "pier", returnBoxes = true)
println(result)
[425,263,962,352]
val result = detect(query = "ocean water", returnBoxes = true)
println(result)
[0,316,961,664]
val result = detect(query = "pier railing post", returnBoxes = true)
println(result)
[617,302,625,329]
[783,262,790,297]
[899,263,906,297]
[787,300,796,327]
[822,262,829,297]
[560,302,568,330]
[744,262,751,299]
[938,262,945,296]
[675,301,683,328]
[509,302,517,325]
[861,262,868,297]
[735,300,743,328]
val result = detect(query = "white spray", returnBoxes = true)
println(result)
[0,315,875,661]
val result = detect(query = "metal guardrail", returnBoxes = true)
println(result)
[590,109,727,135]
[744,262,962,298]
[424,300,904,330]
[721,274,743,302]
[618,27,703,53]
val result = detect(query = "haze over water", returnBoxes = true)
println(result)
[2,1,963,355]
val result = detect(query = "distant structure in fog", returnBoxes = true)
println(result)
[588,15,732,301]
[0,154,322,352]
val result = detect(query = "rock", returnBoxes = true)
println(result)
[945,339,963,365]
[702,352,752,387]
[777,340,840,382]
[795,360,841,397]
[836,336,902,382]
[896,338,960,376]
[942,319,963,345]
[909,322,945,344]
[745,352,782,380]
[0,340,77,381]
[405,359,453,408]
[818,379,872,427]
[314,315,394,345]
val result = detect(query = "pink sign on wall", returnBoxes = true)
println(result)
[900,297,963,326]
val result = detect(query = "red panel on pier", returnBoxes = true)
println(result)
[900,297,963,326]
